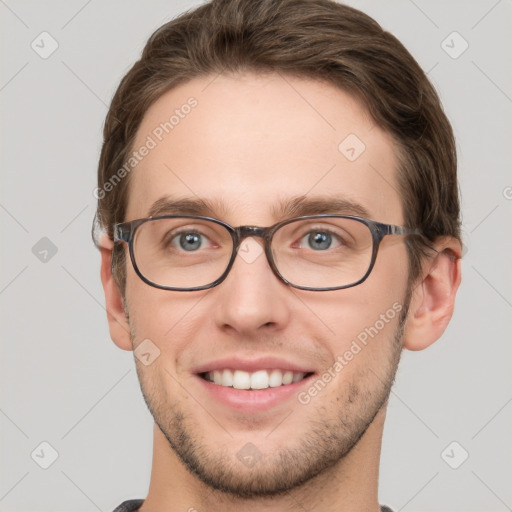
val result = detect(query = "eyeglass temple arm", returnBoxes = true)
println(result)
[384,224,440,255]
[386,225,423,236]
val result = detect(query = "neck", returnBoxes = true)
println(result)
[139,406,387,512]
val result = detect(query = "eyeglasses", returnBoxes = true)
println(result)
[113,214,422,292]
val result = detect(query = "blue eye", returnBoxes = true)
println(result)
[299,229,344,251]
[175,232,205,251]
[306,231,332,250]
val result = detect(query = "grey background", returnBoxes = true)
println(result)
[1,0,511,510]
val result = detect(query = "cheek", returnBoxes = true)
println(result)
[125,271,212,362]
[324,299,404,369]
[308,243,409,357]
[360,240,410,307]
[309,297,405,410]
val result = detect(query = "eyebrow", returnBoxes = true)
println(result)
[146,194,371,221]
[272,195,371,219]
[147,196,230,218]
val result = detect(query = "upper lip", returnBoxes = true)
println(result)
[192,356,315,374]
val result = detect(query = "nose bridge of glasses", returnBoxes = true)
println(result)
[234,225,270,244]
[230,225,280,283]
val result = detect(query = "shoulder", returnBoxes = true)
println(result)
[111,499,144,512]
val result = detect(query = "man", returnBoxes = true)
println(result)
[94,0,462,510]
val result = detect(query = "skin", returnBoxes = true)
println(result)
[100,72,461,512]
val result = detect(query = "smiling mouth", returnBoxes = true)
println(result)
[199,368,314,390]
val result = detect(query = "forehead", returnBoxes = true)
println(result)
[126,72,403,225]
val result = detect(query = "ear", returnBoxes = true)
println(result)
[99,236,133,351]
[403,237,462,351]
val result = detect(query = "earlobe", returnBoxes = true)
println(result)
[99,239,133,351]
[403,239,462,351]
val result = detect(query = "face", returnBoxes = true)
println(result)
[122,72,411,497]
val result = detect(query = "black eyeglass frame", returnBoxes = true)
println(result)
[113,214,423,292]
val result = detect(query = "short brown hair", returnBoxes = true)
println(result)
[93,0,461,297]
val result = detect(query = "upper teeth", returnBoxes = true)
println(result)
[203,369,307,390]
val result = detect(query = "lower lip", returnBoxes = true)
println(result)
[194,373,315,412]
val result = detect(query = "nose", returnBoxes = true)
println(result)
[213,237,291,337]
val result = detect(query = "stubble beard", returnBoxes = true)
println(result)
[130,301,409,499]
